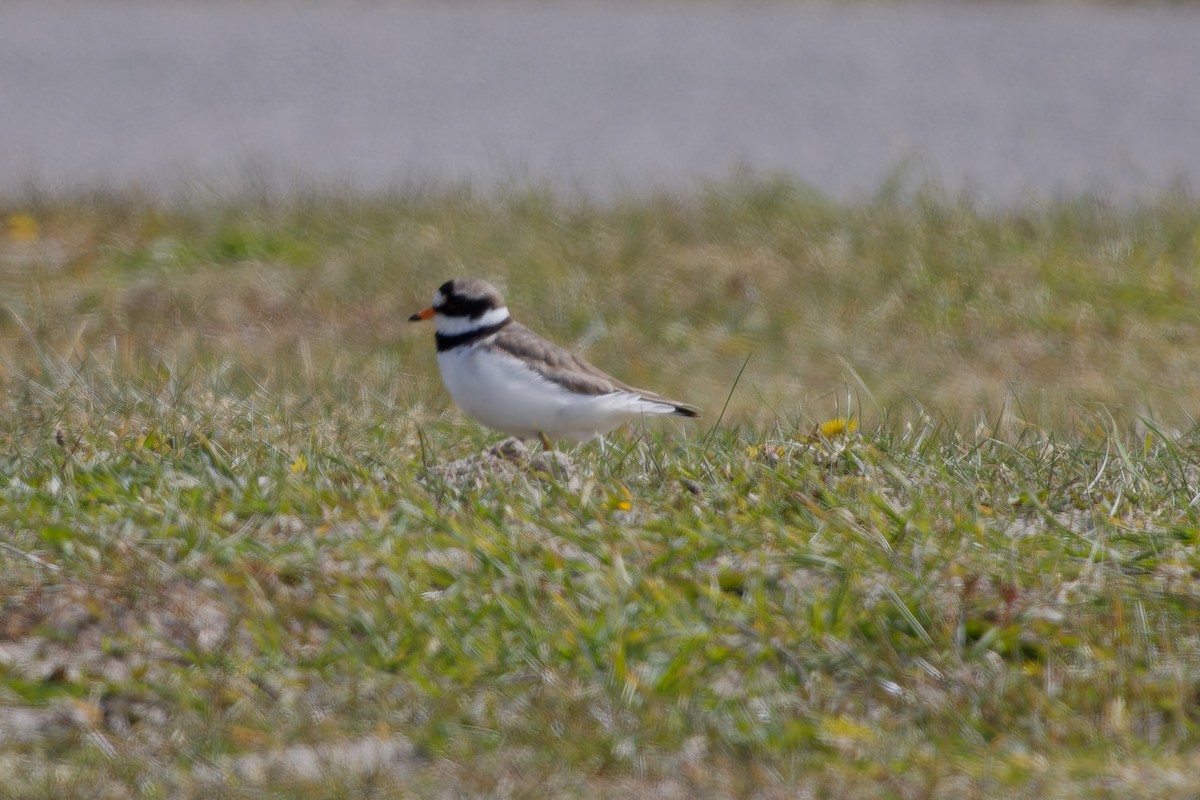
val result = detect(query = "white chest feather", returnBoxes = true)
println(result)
[435,342,672,441]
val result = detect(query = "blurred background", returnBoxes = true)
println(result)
[4,1,1199,203]
[4,1,1200,429]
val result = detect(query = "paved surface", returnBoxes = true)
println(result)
[3,1,1199,202]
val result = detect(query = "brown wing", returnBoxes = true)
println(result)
[487,323,700,416]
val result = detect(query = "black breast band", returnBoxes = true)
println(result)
[435,317,512,352]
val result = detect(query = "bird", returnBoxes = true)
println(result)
[409,278,699,444]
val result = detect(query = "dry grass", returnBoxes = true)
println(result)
[4,181,1200,426]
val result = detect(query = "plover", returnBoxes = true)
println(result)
[410,278,699,443]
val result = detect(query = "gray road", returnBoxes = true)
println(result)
[3,1,1199,202]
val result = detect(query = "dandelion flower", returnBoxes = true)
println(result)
[819,417,857,438]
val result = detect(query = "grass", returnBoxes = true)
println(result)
[2,181,1200,798]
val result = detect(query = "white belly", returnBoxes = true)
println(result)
[436,345,674,441]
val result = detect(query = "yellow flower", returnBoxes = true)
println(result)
[6,213,40,243]
[290,453,307,473]
[610,483,632,512]
[819,417,857,437]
